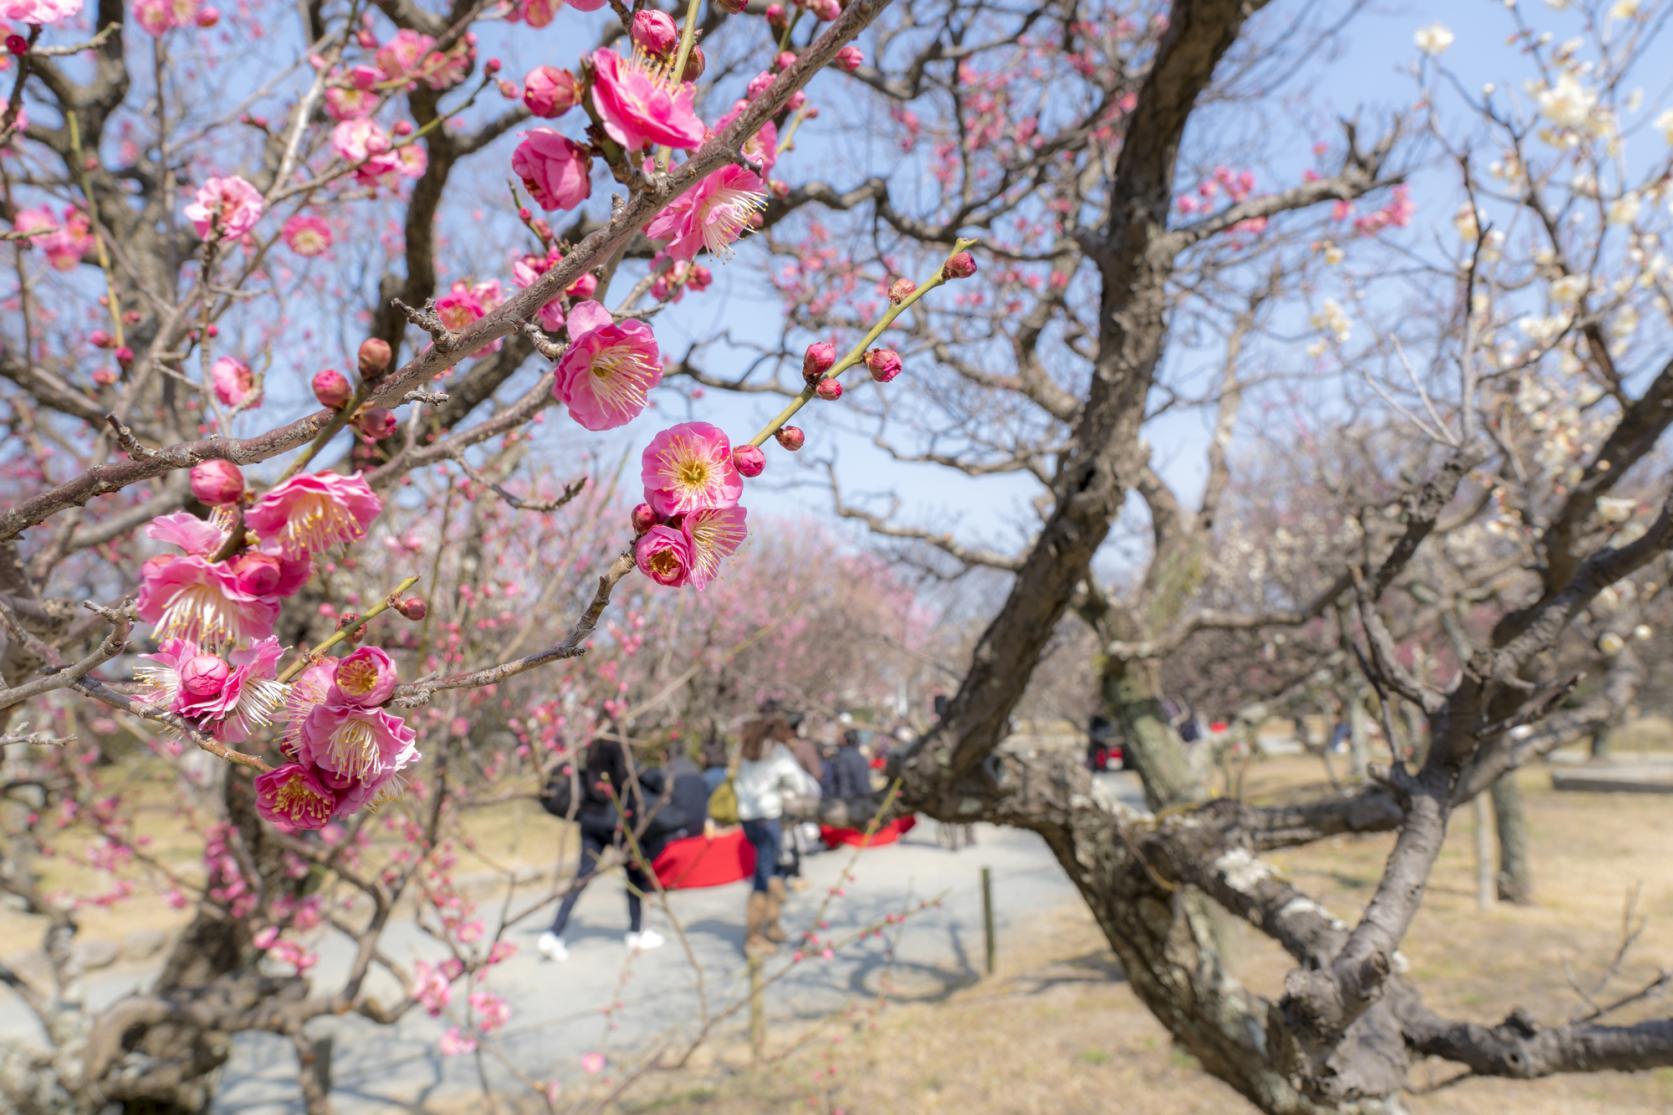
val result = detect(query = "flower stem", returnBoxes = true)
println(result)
[654,0,705,176]
[66,111,125,348]
[277,382,371,483]
[276,574,420,684]
[747,237,977,449]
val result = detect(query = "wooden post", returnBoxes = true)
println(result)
[748,955,765,1058]
[1473,795,1495,911]
[981,866,996,976]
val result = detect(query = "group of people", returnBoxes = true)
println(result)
[536,707,898,963]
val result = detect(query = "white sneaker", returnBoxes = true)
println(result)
[537,932,569,962]
[625,929,665,952]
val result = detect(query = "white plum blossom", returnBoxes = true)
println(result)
[1607,193,1641,226]
[1537,73,1597,130]
[1414,23,1454,55]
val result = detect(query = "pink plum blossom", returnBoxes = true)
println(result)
[640,422,743,518]
[298,703,419,785]
[590,48,704,152]
[210,356,260,408]
[523,66,579,118]
[645,165,766,262]
[246,471,381,559]
[185,176,264,240]
[255,764,338,832]
[512,129,592,211]
[635,525,693,588]
[554,302,662,431]
[2,0,81,24]
[330,646,397,707]
[282,215,333,257]
[682,505,747,591]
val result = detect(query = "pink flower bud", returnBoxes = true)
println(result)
[732,444,766,477]
[775,51,797,71]
[484,57,501,75]
[775,425,805,452]
[114,345,134,367]
[567,273,598,300]
[396,596,428,621]
[497,79,519,99]
[816,379,843,401]
[865,347,902,383]
[681,44,705,82]
[89,330,112,348]
[358,337,393,379]
[393,119,413,136]
[717,0,747,11]
[835,45,863,71]
[179,654,230,699]
[195,5,219,27]
[522,66,578,118]
[356,407,397,440]
[312,368,352,409]
[888,277,916,304]
[942,251,978,280]
[6,33,28,54]
[631,9,679,55]
[802,340,836,384]
[631,503,657,534]
[190,459,245,505]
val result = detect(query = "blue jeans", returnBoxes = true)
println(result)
[741,817,781,893]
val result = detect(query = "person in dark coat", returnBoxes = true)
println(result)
[538,738,662,961]
[639,751,712,860]
[820,729,878,826]
[699,729,730,793]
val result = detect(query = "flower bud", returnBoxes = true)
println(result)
[312,368,352,409]
[89,330,112,348]
[397,596,428,621]
[115,345,134,368]
[888,277,916,304]
[567,273,598,299]
[194,5,219,26]
[484,57,502,75]
[357,337,393,380]
[179,654,230,699]
[775,51,797,72]
[835,45,863,71]
[774,425,805,452]
[733,444,766,477]
[6,33,28,55]
[356,407,397,440]
[816,378,843,401]
[631,9,679,55]
[942,251,978,280]
[631,503,657,534]
[802,340,836,384]
[865,347,903,383]
[523,65,579,118]
[190,459,245,505]
[717,0,747,11]
[681,44,705,82]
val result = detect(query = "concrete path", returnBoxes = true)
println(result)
[112,770,1140,1112]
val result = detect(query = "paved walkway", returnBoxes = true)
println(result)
[2,774,1144,1112]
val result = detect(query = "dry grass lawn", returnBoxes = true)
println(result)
[618,762,1673,1115]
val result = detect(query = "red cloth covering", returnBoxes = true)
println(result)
[650,829,756,890]
[819,814,916,849]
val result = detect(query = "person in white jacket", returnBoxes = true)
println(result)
[734,716,820,955]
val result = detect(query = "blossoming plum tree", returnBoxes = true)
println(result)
[4,0,1673,1113]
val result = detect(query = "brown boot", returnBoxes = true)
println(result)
[762,878,788,944]
[745,891,777,957]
